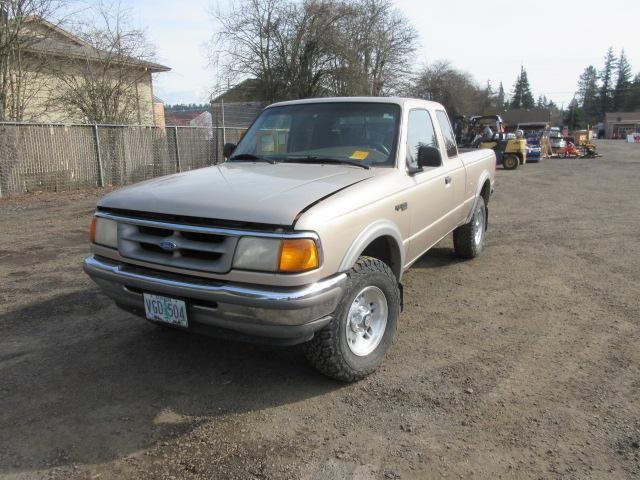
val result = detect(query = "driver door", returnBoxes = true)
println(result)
[404,109,456,263]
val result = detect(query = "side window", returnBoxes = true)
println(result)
[406,109,438,169]
[436,110,458,158]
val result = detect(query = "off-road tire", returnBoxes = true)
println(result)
[453,196,486,259]
[502,154,519,170]
[304,256,400,382]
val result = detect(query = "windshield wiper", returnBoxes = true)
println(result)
[282,156,370,170]
[228,153,277,164]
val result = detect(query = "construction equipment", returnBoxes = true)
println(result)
[472,115,527,170]
[463,115,504,148]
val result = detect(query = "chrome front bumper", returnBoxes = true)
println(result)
[83,255,347,344]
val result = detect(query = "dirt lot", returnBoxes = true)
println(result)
[1,140,639,480]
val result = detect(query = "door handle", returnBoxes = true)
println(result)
[445,176,452,185]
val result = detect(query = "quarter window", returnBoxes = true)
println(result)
[406,109,438,169]
[436,110,458,158]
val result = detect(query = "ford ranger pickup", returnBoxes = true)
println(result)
[84,97,496,382]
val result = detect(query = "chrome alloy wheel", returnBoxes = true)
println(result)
[473,202,485,247]
[345,286,388,356]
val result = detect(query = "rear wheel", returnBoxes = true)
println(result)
[502,154,519,170]
[453,196,486,259]
[304,256,400,382]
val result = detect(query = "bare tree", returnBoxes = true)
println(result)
[337,0,418,96]
[209,0,284,102]
[210,0,418,102]
[49,2,157,124]
[409,61,496,118]
[0,0,70,121]
[274,0,352,99]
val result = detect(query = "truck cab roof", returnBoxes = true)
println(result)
[268,97,444,110]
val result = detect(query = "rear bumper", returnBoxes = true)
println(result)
[83,255,346,345]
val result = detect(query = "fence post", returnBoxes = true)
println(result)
[174,126,181,172]
[0,123,3,198]
[221,99,226,145]
[93,123,104,187]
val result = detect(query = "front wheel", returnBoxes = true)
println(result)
[502,154,519,170]
[304,257,400,382]
[453,196,486,259]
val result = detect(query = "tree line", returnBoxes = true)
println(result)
[211,0,558,120]
[566,47,640,129]
[165,103,211,113]
[5,0,637,127]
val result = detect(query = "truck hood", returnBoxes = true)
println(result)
[98,162,374,226]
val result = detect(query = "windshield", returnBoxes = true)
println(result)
[231,102,401,167]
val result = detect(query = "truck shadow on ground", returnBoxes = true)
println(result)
[0,288,342,474]
[411,247,462,269]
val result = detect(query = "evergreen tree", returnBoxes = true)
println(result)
[613,49,632,111]
[577,65,600,125]
[510,70,523,108]
[520,69,535,108]
[510,66,535,109]
[564,98,585,130]
[535,95,557,109]
[598,47,617,115]
[536,95,549,108]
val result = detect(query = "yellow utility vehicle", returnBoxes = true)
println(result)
[473,115,527,170]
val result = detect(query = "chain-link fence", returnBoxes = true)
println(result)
[211,101,266,129]
[0,123,247,197]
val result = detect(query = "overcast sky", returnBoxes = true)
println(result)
[123,0,640,107]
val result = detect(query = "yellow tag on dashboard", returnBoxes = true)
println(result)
[350,150,369,160]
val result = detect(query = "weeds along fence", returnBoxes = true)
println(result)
[0,123,247,198]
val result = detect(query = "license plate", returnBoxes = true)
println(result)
[143,293,188,327]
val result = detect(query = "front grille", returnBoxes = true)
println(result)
[118,221,239,273]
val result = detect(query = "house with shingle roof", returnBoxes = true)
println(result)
[11,17,170,124]
[165,109,208,126]
[603,112,640,139]
[501,108,563,130]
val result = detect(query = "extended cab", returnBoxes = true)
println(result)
[84,98,496,381]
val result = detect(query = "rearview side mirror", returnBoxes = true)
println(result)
[223,143,237,159]
[417,145,442,168]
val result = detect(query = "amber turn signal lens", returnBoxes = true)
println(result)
[89,216,97,243]
[279,239,319,272]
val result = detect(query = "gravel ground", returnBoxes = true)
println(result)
[1,140,639,479]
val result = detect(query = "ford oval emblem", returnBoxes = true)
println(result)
[159,240,177,251]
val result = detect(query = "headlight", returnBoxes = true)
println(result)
[89,216,118,248]
[233,237,319,273]
[233,237,282,271]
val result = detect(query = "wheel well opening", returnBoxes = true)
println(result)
[361,236,401,280]
[480,180,491,205]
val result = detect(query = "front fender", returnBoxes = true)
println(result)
[338,219,405,280]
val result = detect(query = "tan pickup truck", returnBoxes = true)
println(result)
[84,97,495,381]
